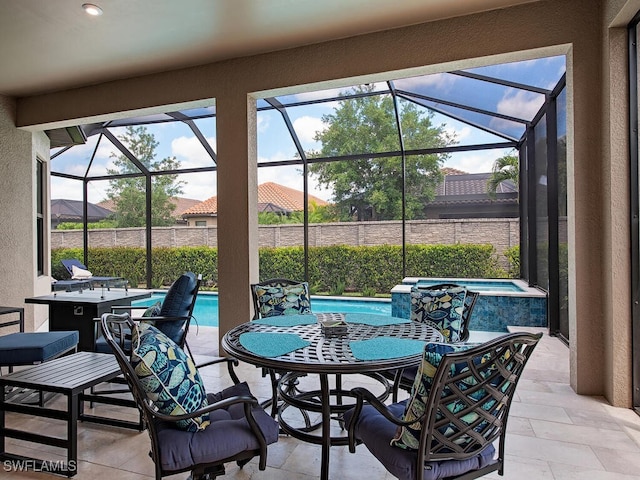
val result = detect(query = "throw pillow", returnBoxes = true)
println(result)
[142,301,162,317]
[253,282,312,318]
[391,342,479,451]
[410,286,467,343]
[131,322,209,432]
[71,264,93,279]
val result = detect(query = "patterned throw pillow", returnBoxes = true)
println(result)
[142,301,162,317]
[253,282,312,318]
[391,342,480,451]
[131,323,209,432]
[410,286,467,342]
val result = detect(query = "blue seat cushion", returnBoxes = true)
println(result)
[0,331,79,366]
[155,381,279,473]
[344,401,496,480]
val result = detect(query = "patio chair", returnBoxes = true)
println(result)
[92,272,203,402]
[100,312,279,480]
[250,278,312,417]
[60,258,127,291]
[387,283,480,402]
[345,332,542,480]
[96,271,202,357]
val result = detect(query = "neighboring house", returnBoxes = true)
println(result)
[97,197,201,224]
[51,199,113,229]
[424,169,518,219]
[182,182,329,227]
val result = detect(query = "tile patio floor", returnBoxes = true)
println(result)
[4,326,640,479]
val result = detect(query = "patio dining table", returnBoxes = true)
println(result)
[222,312,444,480]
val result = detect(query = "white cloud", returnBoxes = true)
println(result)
[257,113,270,133]
[496,89,544,120]
[396,73,456,93]
[177,171,217,200]
[171,135,216,169]
[445,149,514,174]
[293,115,326,145]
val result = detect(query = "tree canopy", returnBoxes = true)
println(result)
[308,85,456,221]
[106,126,184,227]
[487,153,519,199]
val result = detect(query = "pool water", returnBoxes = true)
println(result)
[133,293,391,327]
[412,279,525,293]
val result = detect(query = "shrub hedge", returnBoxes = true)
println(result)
[52,243,506,294]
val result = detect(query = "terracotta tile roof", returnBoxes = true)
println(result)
[182,182,329,217]
[97,196,201,219]
[182,196,218,216]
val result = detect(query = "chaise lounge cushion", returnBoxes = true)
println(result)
[0,331,79,366]
[131,323,209,432]
[155,381,280,473]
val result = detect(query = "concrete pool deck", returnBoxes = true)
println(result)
[10,325,634,479]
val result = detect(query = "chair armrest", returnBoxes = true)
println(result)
[196,356,241,384]
[146,393,258,423]
[0,310,23,332]
[347,386,419,453]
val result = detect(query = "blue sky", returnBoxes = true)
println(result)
[51,55,566,204]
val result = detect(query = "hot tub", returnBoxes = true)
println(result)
[391,277,547,332]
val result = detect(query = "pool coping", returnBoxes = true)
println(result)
[393,278,546,298]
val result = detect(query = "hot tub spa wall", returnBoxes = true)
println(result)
[391,280,547,332]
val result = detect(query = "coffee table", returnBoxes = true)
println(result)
[0,351,139,477]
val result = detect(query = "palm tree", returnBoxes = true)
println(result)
[487,154,519,199]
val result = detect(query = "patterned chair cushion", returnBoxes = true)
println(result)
[391,342,479,450]
[131,323,209,432]
[253,282,312,318]
[410,286,467,343]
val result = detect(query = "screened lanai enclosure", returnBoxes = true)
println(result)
[48,54,568,341]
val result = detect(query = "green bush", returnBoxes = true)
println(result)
[52,243,508,294]
[504,245,520,278]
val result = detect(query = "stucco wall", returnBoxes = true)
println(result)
[0,96,50,331]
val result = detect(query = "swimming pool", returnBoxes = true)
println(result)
[132,292,391,327]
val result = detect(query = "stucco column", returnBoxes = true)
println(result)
[569,34,606,396]
[216,92,259,348]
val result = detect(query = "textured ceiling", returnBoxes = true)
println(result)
[0,0,537,97]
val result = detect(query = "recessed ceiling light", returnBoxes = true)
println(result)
[82,3,103,16]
